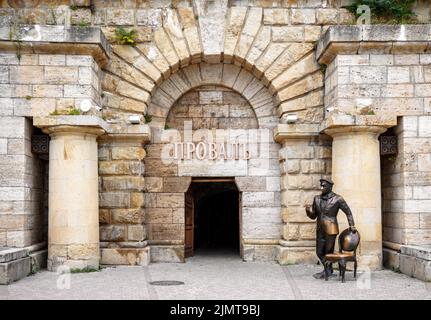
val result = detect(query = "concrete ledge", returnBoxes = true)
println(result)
[383,247,400,271]
[320,114,397,133]
[277,246,317,265]
[399,245,431,282]
[0,248,28,263]
[279,240,316,247]
[100,248,150,266]
[0,257,31,285]
[34,115,110,132]
[150,245,184,263]
[243,244,278,262]
[0,25,111,67]
[30,250,48,271]
[274,124,320,143]
[317,25,431,65]
[34,115,151,141]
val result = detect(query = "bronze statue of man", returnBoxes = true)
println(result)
[305,178,356,279]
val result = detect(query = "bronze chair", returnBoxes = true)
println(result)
[323,228,360,283]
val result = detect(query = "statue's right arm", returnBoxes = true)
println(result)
[306,198,317,220]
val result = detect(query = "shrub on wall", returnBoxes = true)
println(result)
[345,0,417,24]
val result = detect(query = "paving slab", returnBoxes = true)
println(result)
[1,252,430,300]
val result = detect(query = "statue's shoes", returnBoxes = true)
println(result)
[312,271,325,279]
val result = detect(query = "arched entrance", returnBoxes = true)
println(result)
[143,63,282,263]
[185,178,240,258]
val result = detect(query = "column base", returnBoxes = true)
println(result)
[277,242,317,265]
[48,243,100,272]
[100,247,150,266]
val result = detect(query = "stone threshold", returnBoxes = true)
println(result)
[399,245,431,282]
[0,242,47,285]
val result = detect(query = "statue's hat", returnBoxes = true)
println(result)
[319,178,334,185]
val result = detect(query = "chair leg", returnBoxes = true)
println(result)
[354,260,357,279]
[340,260,346,283]
[324,262,329,281]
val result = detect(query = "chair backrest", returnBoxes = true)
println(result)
[338,228,360,253]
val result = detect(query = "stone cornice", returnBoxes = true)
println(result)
[34,116,151,143]
[317,25,431,65]
[321,114,397,136]
[273,123,320,143]
[0,25,111,67]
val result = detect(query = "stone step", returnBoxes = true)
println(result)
[0,257,31,285]
[0,248,29,263]
[30,250,48,272]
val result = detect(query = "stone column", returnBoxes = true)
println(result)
[325,126,387,271]
[274,124,330,264]
[44,125,105,271]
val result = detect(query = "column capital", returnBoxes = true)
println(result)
[42,125,106,137]
[34,115,108,137]
[321,114,397,138]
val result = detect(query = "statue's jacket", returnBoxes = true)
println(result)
[307,192,355,236]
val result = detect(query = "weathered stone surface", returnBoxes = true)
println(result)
[100,225,127,241]
[0,257,31,285]
[234,7,262,64]
[150,245,184,262]
[99,161,143,175]
[277,246,316,265]
[101,248,150,266]
[111,209,144,224]
[102,177,144,191]
[194,0,228,63]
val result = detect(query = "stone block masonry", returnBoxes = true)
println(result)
[277,132,332,265]
[0,117,45,248]
[0,53,102,117]
[324,53,431,117]
[98,136,149,266]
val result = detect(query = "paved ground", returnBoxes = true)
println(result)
[1,251,430,300]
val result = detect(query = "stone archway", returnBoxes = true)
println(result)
[99,3,325,265]
[143,65,282,262]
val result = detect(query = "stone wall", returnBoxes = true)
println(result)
[324,53,431,257]
[0,117,45,248]
[166,86,258,130]
[144,82,281,262]
[382,116,431,247]
[98,137,149,265]
[278,133,332,264]
[0,51,101,249]
[0,53,102,117]
[325,54,431,117]
[322,47,431,271]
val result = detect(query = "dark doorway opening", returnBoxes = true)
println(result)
[185,178,241,258]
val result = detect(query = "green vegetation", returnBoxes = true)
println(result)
[344,0,417,24]
[8,22,22,61]
[70,4,78,11]
[70,266,100,273]
[68,108,81,115]
[115,27,137,46]
[144,114,152,124]
[25,95,32,100]
[78,21,91,27]
[49,107,81,116]
[320,64,327,75]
